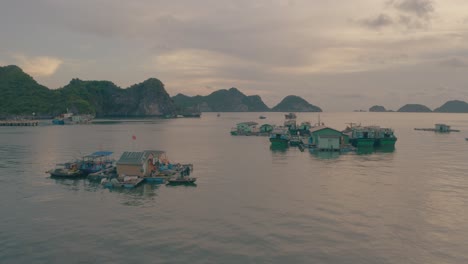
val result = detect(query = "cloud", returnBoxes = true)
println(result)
[438,57,468,68]
[13,54,63,77]
[387,0,434,18]
[358,0,434,31]
[359,13,393,29]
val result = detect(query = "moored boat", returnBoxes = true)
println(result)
[48,162,83,178]
[101,175,144,188]
[269,127,290,146]
[167,176,197,185]
[80,151,115,175]
[345,125,397,148]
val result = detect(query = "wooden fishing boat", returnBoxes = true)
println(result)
[48,162,83,178]
[167,176,197,184]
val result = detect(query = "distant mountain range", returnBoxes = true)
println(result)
[369,101,468,113]
[172,88,270,112]
[2,65,468,116]
[173,89,322,112]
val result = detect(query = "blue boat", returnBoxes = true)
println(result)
[269,127,290,146]
[80,151,115,175]
[52,119,65,125]
[102,176,144,188]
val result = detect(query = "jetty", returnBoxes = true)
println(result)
[414,124,460,132]
[0,120,39,126]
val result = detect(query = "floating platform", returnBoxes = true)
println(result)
[415,124,460,133]
[0,120,39,126]
[414,128,460,132]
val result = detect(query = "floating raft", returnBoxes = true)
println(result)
[414,128,460,132]
[414,124,460,133]
[0,120,39,126]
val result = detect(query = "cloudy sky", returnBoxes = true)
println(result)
[1,0,468,111]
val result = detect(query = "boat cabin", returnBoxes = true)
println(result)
[435,124,450,132]
[259,124,274,133]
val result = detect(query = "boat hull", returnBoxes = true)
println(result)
[167,178,197,185]
[144,177,167,184]
[270,138,289,146]
[350,138,375,148]
[49,170,83,178]
[376,137,397,147]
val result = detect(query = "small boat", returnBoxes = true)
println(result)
[285,113,296,119]
[48,162,83,178]
[101,175,144,188]
[80,151,115,175]
[289,135,302,146]
[87,166,117,181]
[259,116,266,119]
[269,127,290,146]
[167,176,197,184]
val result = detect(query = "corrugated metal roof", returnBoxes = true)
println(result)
[84,151,113,158]
[117,151,146,165]
[309,126,342,134]
[144,150,166,156]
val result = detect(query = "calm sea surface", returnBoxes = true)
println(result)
[1,112,468,264]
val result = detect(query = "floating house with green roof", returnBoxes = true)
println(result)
[308,126,349,151]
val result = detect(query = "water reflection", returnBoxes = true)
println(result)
[165,183,197,188]
[52,177,166,202]
[356,146,395,155]
[311,151,341,160]
[270,145,289,153]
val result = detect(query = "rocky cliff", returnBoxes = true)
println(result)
[0,65,176,117]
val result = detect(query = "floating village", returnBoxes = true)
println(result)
[231,113,399,155]
[46,150,196,188]
[2,110,467,188]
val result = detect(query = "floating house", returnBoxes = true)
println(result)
[116,150,166,177]
[230,121,259,135]
[308,126,350,151]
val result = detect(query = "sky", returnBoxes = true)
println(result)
[1,0,468,111]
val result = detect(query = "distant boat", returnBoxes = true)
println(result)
[285,113,296,119]
[52,112,93,125]
[259,116,266,119]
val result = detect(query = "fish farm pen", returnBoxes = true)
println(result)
[0,120,39,126]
